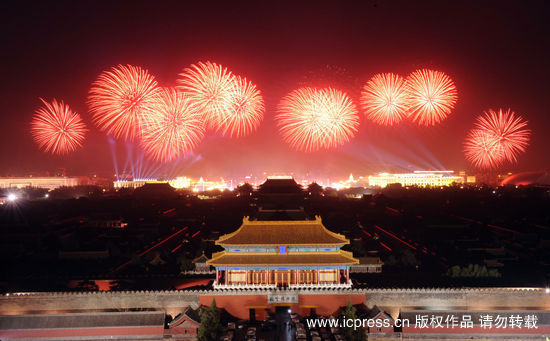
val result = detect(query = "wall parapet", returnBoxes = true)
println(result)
[1,287,548,316]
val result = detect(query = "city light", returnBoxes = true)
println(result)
[330,174,361,190]
[114,176,234,192]
[109,170,473,192]
[168,177,192,189]
[7,194,16,201]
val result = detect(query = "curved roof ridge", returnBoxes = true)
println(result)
[215,217,249,244]
[339,250,359,263]
[319,218,350,244]
[207,249,358,266]
[245,216,321,225]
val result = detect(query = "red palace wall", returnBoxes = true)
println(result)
[0,326,164,339]
[200,292,365,320]
[166,328,198,336]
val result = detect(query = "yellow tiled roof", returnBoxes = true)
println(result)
[216,216,349,246]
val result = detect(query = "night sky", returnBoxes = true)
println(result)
[1,0,549,178]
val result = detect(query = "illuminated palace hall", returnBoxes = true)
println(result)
[208,177,358,289]
[199,177,368,322]
[208,216,357,288]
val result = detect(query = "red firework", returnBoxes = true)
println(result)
[139,88,205,162]
[405,69,458,126]
[216,76,265,137]
[463,129,505,169]
[473,108,530,164]
[277,87,359,152]
[361,73,409,126]
[88,64,160,140]
[31,98,87,155]
[176,61,235,130]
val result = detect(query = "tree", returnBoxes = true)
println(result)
[177,254,194,272]
[446,264,501,278]
[350,239,366,257]
[236,183,253,196]
[324,187,338,197]
[400,249,419,267]
[130,254,144,268]
[74,280,98,291]
[340,300,366,341]
[384,255,397,267]
[198,299,220,341]
[109,280,133,291]
[307,182,323,196]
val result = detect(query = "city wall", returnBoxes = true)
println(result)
[0,290,201,318]
[364,288,550,318]
[1,287,548,319]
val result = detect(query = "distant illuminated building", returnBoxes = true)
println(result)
[114,176,233,192]
[113,179,166,189]
[191,177,233,192]
[330,173,361,190]
[0,177,84,190]
[368,170,462,188]
[266,175,293,180]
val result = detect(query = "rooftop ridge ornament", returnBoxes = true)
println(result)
[241,215,323,225]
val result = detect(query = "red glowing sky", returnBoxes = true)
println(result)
[1,0,549,177]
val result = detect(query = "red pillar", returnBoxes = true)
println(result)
[287,270,291,286]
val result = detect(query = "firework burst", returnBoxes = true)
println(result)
[405,69,457,126]
[139,88,205,162]
[277,87,359,152]
[176,61,235,130]
[88,64,160,140]
[361,73,409,126]
[463,129,506,169]
[216,76,265,137]
[31,98,87,155]
[474,108,530,163]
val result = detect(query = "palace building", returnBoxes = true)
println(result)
[208,216,358,288]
